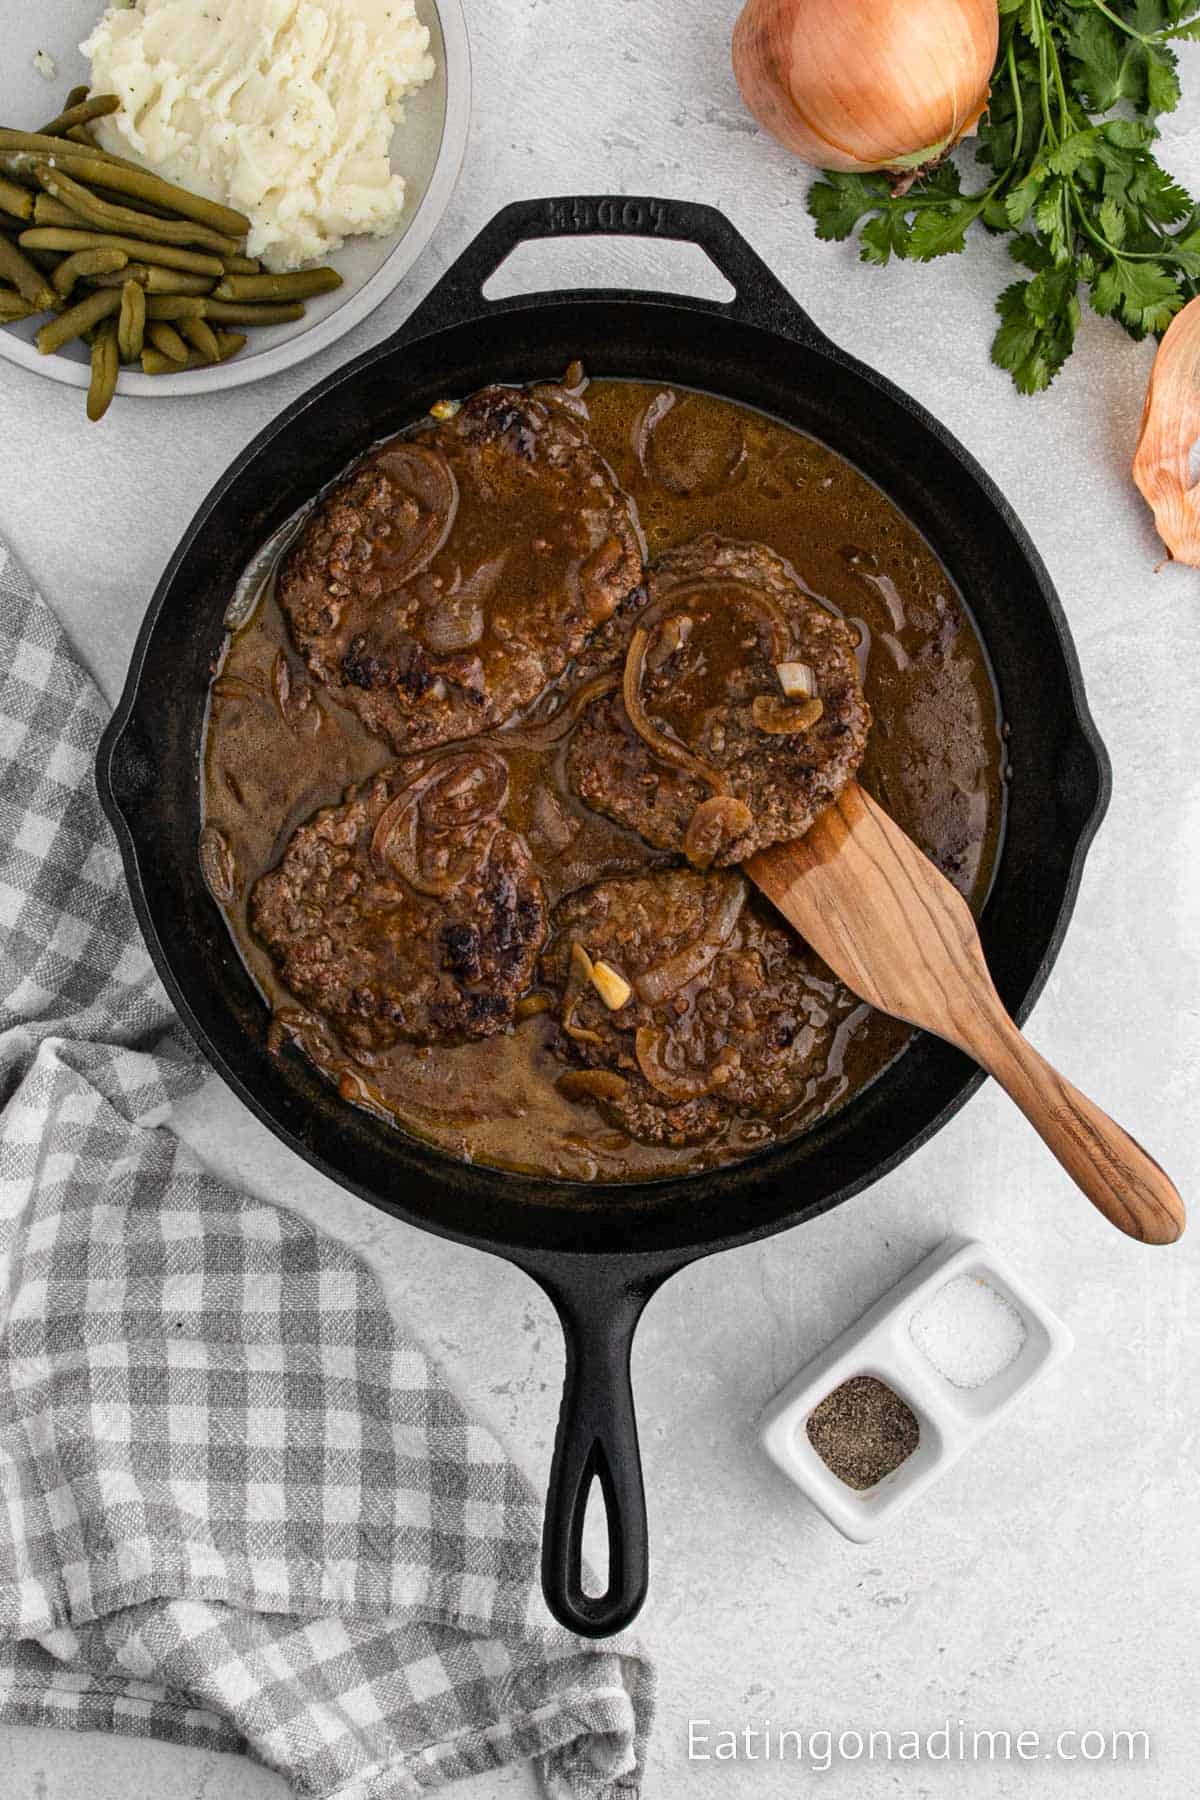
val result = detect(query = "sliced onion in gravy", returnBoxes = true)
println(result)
[622,624,728,794]
[633,874,748,1004]
[556,1069,629,1103]
[683,795,754,870]
[370,751,509,895]
[635,1028,741,1101]
[368,444,459,583]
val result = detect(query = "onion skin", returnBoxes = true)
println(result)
[1132,294,1200,567]
[732,0,998,173]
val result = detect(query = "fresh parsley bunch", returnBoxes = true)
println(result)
[808,0,1200,392]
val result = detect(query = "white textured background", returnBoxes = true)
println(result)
[2,1,1199,1796]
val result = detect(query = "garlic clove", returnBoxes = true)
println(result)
[776,659,815,699]
[1132,295,1200,567]
[589,959,632,1010]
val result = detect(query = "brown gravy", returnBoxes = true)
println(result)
[201,380,1006,1182]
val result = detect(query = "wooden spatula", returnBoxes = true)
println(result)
[747,782,1184,1246]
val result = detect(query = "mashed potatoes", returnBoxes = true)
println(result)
[82,0,435,271]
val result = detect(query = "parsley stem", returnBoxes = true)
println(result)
[1007,37,1025,171]
[1086,0,1173,48]
[1064,171,1190,265]
[1032,2,1059,152]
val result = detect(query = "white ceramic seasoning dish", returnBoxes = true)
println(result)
[760,1237,1073,1542]
[0,0,471,397]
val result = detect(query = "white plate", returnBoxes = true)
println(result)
[0,0,470,396]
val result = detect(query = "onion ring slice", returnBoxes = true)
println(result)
[633,874,748,1005]
[634,1029,741,1101]
[367,444,459,585]
[622,625,728,794]
[370,752,508,896]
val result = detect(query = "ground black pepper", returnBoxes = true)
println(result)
[805,1374,919,1489]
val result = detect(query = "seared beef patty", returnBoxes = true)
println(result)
[541,869,858,1145]
[566,536,870,866]
[276,385,643,754]
[250,749,545,1052]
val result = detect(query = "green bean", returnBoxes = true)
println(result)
[141,331,246,374]
[203,298,305,325]
[0,288,36,322]
[0,152,47,187]
[4,152,175,220]
[213,267,341,303]
[0,231,57,309]
[39,94,119,138]
[52,244,127,298]
[140,346,204,374]
[0,177,32,222]
[32,194,82,228]
[141,328,247,374]
[88,317,120,421]
[88,264,214,294]
[147,320,189,362]
[219,254,262,275]
[64,87,90,113]
[141,347,191,374]
[93,187,177,222]
[0,129,123,164]
[65,138,154,179]
[66,126,101,151]
[20,227,223,276]
[144,294,208,319]
[34,165,245,255]
[180,315,221,363]
[36,285,120,354]
[139,265,213,294]
[35,151,250,239]
[118,279,145,361]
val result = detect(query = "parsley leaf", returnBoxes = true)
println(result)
[859,210,913,265]
[804,0,1200,392]
[807,172,892,242]
[993,276,1081,392]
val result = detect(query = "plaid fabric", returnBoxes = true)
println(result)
[0,536,654,1797]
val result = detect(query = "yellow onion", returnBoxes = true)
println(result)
[732,0,998,174]
[1132,295,1200,567]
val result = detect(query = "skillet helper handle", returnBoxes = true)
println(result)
[397,194,827,346]
[537,1266,653,1638]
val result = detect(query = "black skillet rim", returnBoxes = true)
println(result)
[95,196,1112,1279]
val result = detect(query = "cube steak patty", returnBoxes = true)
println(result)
[276,384,644,754]
[566,535,870,866]
[541,868,859,1146]
[250,749,545,1053]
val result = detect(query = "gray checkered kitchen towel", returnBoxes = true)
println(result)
[0,534,654,1797]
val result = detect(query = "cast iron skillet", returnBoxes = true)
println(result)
[96,196,1110,1639]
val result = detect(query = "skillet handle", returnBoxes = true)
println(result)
[395,194,827,348]
[532,1260,657,1638]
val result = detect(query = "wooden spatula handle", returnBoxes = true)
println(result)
[749,785,1184,1247]
[965,1013,1185,1246]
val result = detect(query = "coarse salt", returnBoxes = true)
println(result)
[909,1273,1027,1389]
